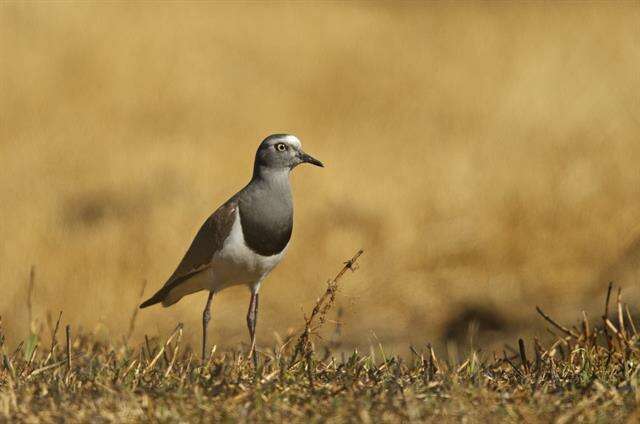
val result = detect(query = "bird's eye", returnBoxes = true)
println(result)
[275,143,287,152]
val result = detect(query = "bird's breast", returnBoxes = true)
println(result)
[238,195,293,257]
[211,208,287,287]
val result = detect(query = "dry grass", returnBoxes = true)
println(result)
[1,254,638,422]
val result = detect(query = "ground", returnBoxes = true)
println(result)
[1,254,638,422]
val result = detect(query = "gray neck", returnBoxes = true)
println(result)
[250,166,293,205]
[253,163,290,181]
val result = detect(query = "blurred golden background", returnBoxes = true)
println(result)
[2,2,639,355]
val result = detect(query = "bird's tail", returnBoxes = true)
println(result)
[139,270,209,309]
[139,293,163,309]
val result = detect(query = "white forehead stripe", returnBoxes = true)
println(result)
[282,135,301,149]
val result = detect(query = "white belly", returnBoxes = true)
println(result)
[207,208,287,292]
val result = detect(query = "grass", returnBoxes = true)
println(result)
[1,252,638,422]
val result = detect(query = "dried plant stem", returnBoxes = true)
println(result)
[536,306,580,339]
[602,282,614,350]
[65,325,71,371]
[625,305,637,337]
[290,249,364,367]
[616,288,626,340]
[581,311,591,343]
[144,323,183,374]
[27,356,75,379]
[48,311,63,362]
[518,338,530,373]
[164,328,183,378]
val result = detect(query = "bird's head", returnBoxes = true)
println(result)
[253,134,323,177]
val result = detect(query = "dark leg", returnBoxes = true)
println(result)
[202,291,215,361]
[247,291,259,367]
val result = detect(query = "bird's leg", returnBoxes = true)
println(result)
[202,291,215,361]
[247,290,259,367]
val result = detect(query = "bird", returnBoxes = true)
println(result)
[139,134,323,363]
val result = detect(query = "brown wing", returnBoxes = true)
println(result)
[139,200,237,308]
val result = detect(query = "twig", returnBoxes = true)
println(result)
[121,360,138,381]
[535,306,580,339]
[144,334,153,360]
[289,249,364,367]
[581,311,591,344]
[65,325,71,371]
[603,318,627,344]
[603,282,614,350]
[617,288,626,340]
[533,337,542,372]
[27,355,81,379]
[10,342,24,362]
[3,353,16,380]
[604,282,613,318]
[427,343,439,376]
[518,338,530,373]
[49,311,63,361]
[503,350,524,379]
[144,323,183,374]
[625,304,637,337]
[164,326,183,378]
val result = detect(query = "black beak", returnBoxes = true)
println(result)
[299,151,324,167]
